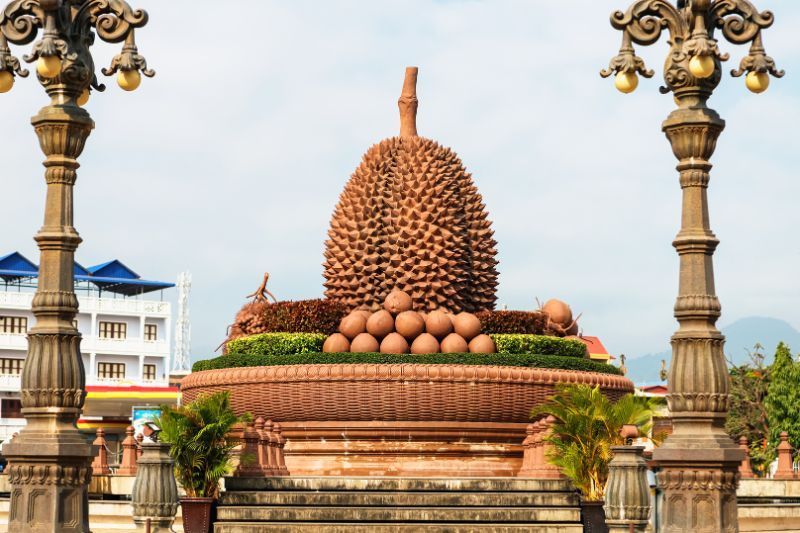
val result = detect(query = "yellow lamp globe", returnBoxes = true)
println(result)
[615,71,638,94]
[77,89,90,106]
[36,55,62,78]
[117,69,141,91]
[745,71,770,94]
[0,71,14,93]
[689,54,715,79]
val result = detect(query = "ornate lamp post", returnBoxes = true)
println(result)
[601,1,782,531]
[0,1,152,531]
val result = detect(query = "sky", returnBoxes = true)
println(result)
[1,1,798,364]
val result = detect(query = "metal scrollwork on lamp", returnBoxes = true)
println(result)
[601,1,782,532]
[0,1,153,531]
[0,0,154,98]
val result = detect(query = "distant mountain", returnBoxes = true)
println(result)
[625,316,800,385]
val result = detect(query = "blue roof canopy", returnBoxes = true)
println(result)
[0,252,174,295]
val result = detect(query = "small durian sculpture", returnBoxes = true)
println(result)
[323,67,498,313]
[323,290,496,354]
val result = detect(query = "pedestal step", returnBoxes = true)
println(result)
[215,476,582,532]
[214,523,584,533]
[220,490,578,507]
[217,505,580,523]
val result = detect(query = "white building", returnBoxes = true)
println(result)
[0,252,180,447]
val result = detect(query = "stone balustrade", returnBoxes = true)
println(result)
[517,416,564,479]
[232,416,290,477]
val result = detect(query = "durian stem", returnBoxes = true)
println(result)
[398,66,418,138]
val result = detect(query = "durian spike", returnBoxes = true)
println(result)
[398,66,418,138]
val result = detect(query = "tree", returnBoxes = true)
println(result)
[765,343,800,455]
[726,344,773,474]
[156,391,251,498]
[531,384,658,501]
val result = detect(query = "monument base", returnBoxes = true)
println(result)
[281,421,526,477]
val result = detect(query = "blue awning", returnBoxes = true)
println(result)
[0,252,174,295]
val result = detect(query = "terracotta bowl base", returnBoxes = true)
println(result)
[280,420,526,477]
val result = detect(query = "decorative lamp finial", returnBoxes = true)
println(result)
[398,66,418,138]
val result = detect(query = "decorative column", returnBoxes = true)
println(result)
[273,422,289,476]
[256,417,274,476]
[602,2,783,531]
[234,420,263,477]
[0,2,153,531]
[91,428,110,476]
[517,422,539,478]
[604,426,651,533]
[738,437,754,479]
[118,426,139,476]
[131,440,179,533]
[774,432,795,480]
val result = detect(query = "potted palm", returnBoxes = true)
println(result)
[156,391,251,533]
[532,384,658,533]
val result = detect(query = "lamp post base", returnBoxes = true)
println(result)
[4,434,94,533]
[654,444,744,533]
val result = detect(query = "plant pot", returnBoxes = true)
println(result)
[581,500,608,533]
[180,497,215,533]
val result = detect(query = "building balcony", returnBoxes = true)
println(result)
[0,334,168,357]
[0,291,170,316]
[87,376,170,387]
[0,333,27,351]
[0,374,20,392]
[82,337,169,357]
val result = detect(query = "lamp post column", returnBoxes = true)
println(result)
[601,1,783,531]
[4,79,96,533]
[0,1,153,530]
[656,97,743,532]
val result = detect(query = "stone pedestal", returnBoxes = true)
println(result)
[132,441,178,532]
[604,446,651,533]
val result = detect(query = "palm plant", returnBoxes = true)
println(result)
[156,391,251,498]
[531,384,658,501]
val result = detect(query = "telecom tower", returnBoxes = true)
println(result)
[172,271,192,377]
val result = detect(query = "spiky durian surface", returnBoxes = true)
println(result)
[323,135,498,313]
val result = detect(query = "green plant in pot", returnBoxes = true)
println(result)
[156,391,251,533]
[532,384,659,533]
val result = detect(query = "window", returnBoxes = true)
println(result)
[99,321,126,339]
[0,316,27,334]
[143,364,156,381]
[1,399,22,418]
[144,324,157,341]
[97,362,125,379]
[0,358,23,375]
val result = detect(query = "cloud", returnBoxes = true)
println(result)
[1,0,797,362]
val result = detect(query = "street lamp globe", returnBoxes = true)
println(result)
[615,71,638,93]
[689,54,715,78]
[77,88,89,106]
[36,54,61,78]
[118,69,141,91]
[0,70,13,93]
[746,70,770,93]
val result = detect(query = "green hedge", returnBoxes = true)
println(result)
[192,352,620,375]
[226,332,326,356]
[491,334,587,358]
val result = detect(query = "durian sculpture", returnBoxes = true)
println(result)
[323,67,498,313]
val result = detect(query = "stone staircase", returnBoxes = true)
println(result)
[215,477,583,532]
